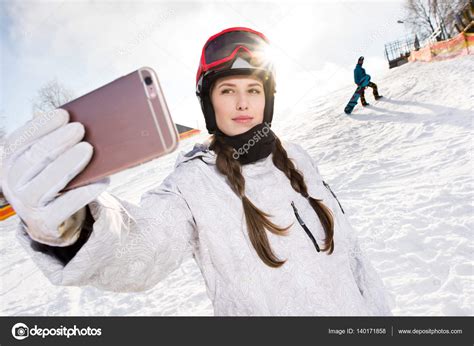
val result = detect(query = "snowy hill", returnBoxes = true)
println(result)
[1,55,472,316]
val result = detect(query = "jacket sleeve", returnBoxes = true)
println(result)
[292,143,393,316]
[354,66,368,85]
[354,68,360,85]
[16,172,197,293]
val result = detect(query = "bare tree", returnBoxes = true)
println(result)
[432,0,468,38]
[404,0,466,41]
[32,78,75,117]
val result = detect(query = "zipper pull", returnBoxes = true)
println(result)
[291,201,321,252]
[322,180,346,214]
[290,201,300,219]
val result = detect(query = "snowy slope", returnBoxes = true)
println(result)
[275,55,473,316]
[1,55,472,316]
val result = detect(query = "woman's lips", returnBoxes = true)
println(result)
[232,116,253,123]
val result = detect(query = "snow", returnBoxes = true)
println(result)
[1,55,473,316]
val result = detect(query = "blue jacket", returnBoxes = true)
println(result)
[354,64,366,85]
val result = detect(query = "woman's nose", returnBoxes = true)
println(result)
[236,95,249,110]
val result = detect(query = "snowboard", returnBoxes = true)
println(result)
[344,75,370,114]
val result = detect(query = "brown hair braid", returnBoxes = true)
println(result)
[209,134,335,268]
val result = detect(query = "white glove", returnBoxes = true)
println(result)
[1,109,110,246]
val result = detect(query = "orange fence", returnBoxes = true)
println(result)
[179,128,201,140]
[409,31,474,62]
[0,203,15,221]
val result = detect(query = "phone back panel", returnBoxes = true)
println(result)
[61,67,179,191]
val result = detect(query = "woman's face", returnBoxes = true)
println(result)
[210,75,265,136]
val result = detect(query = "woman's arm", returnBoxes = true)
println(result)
[16,173,197,293]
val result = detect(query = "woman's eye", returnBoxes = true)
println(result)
[220,88,261,94]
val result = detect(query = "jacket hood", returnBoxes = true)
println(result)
[174,138,217,169]
[174,137,279,174]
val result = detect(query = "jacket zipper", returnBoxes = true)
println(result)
[322,180,345,214]
[291,201,320,252]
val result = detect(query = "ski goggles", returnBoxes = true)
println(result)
[196,27,271,83]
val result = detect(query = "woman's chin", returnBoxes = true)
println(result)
[233,122,257,134]
[219,120,262,136]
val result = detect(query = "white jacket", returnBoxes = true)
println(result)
[16,140,393,316]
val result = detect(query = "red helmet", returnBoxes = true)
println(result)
[195,27,277,135]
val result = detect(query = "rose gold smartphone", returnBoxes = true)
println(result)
[60,67,179,191]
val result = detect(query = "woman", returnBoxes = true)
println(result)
[1,27,392,316]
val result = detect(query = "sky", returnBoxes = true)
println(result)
[0,0,409,135]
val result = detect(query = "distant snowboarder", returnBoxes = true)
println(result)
[354,56,382,106]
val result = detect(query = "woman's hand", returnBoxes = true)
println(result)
[1,109,109,246]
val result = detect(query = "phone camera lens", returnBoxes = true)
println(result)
[144,77,153,85]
